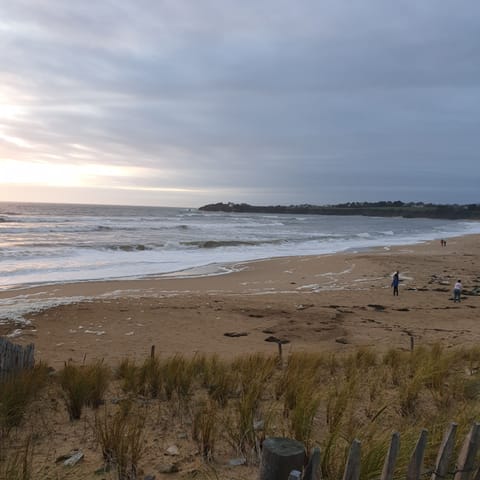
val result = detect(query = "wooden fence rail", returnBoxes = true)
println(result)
[0,337,35,382]
[261,422,480,480]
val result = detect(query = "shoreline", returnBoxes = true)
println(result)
[1,233,479,368]
[2,219,479,293]
[0,230,475,296]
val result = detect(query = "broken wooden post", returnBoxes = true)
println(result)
[431,422,457,480]
[259,437,305,480]
[150,345,155,358]
[406,429,428,480]
[410,336,415,352]
[454,422,480,480]
[380,432,400,480]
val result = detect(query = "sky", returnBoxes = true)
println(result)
[1,1,479,208]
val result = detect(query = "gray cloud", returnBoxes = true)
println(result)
[1,0,479,206]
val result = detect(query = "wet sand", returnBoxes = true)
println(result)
[1,234,479,368]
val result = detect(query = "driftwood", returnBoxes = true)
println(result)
[0,337,35,381]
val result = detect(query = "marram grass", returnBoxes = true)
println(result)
[3,345,480,478]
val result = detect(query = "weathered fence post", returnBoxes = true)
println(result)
[454,423,480,480]
[343,439,361,480]
[431,422,457,480]
[380,432,400,480]
[0,337,35,381]
[303,447,321,480]
[406,429,428,480]
[259,438,305,480]
[257,422,480,480]
[276,339,289,365]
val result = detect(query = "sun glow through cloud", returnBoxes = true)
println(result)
[1,160,150,188]
[0,131,33,149]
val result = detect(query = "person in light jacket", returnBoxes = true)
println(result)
[453,280,462,303]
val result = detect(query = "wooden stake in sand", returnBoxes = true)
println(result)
[264,336,290,365]
[380,432,400,480]
[453,422,480,480]
[303,447,321,480]
[343,439,361,480]
[406,429,428,480]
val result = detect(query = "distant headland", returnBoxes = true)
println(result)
[199,201,480,220]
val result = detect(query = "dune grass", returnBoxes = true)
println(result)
[0,435,34,480]
[0,364,49,435]
[193,400,218,461]
[3,344,480,478]
[58,361,111,420]
[94,401,146,480]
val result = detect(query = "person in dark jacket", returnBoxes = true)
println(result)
[391,271,400,296]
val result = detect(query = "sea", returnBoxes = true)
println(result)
[2,201,480,292]
[2,201,480,327]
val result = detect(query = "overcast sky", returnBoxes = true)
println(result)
[1,1,479,207]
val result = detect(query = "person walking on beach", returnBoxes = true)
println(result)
[391,271,400,296]
[453,279,462,303]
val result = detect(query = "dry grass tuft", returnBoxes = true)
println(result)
[0,364,49,435]
[58,361,111,420]
[193,400,217,461]
[0,435,34,480]
[94,401,146,480]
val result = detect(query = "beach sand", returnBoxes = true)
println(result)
[2,234,479,369]
[1,234,480,480]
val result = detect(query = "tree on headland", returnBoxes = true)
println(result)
[198,202,480,220]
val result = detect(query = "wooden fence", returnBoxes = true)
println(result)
[0,337,35,381]
[261,422,480,480]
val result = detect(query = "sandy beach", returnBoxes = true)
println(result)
[2,233,480,480]
[2,234,479,369]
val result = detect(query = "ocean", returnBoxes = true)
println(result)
[2,201,480,292]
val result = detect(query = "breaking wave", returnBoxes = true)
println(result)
[182,240,260,249]
[104,244,152,251]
